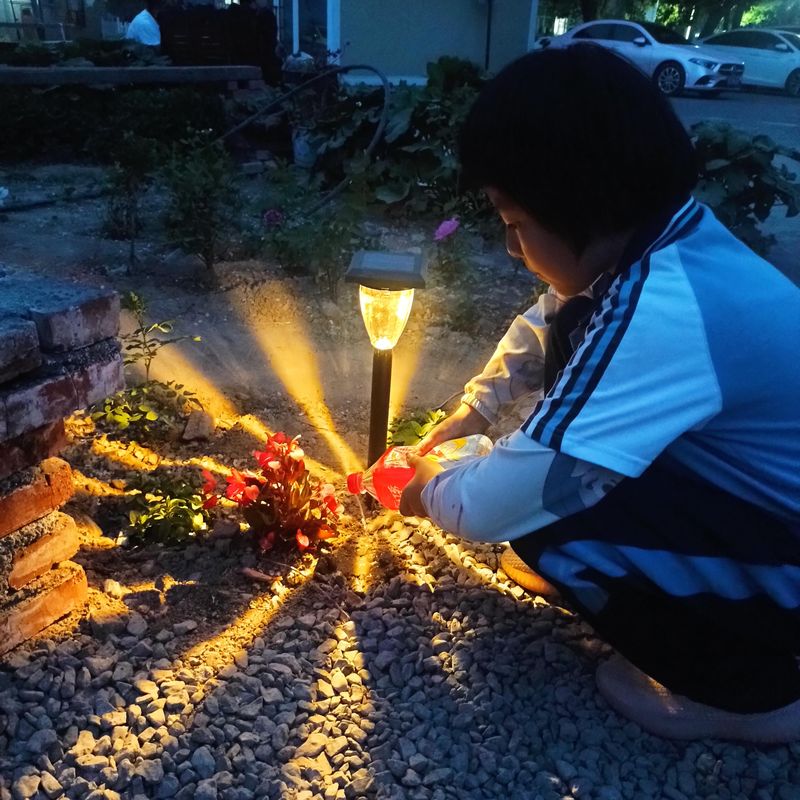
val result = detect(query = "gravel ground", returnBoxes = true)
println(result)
[2,516,800,800]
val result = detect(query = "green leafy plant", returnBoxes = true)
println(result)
[162,130,241,279]
[92,292,201,438]
[0,86,225,162]
[261,163,375,298]
[122,291,200,382]
[202,432,341,554]
[388,408,447,447]
[309,57,494,221]
[127,473,209,546]
[105,134,162,270]
[432,217,474,286]
[692,122,800,255]
[92,381,201,439]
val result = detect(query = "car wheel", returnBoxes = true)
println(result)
[654,61,685,96]
[786,69,800,97]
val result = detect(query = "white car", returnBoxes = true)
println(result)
[701,28,800,96]
[537,20,745,96]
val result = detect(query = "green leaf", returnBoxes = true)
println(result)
[693,180,728,208]
[375,181,411,204]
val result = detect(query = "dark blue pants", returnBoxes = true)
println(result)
[512,296,800,713]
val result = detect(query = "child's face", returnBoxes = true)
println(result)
[487,187,601,296]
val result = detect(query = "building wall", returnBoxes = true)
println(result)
[340,0,535,81]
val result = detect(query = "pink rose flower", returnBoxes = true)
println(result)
[434,217,460,241]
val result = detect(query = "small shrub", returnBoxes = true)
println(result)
[163,131,241,279]
[432,217,473,286]
[201,432,341,554]
[261,164,375,298]
[127,473,209,546]
[388,408,446,447]
[122,291,200,382]
[105,134,163,268]
[310,56,493,221]
[92,292,201,439]
[692,122,800,254]
[92,381,200,440]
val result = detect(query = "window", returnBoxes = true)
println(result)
[780,32,800,51]
[639,22,689,45]
[611,24,645,42]
[706,31,781,50]
[572,23,613,40]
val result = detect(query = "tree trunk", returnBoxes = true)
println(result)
[729,2,747,29]
[700,6,727,37]
[579,0,599,22]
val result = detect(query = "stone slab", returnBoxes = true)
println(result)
[0,316,41,384]
[0,339,124,441]
[0,511,79,591]
[0,268,120,353]
[0,421,67,482]
[0,561,87,656]
[0,458,73,540]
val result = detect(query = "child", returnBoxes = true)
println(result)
[399,44,800,743]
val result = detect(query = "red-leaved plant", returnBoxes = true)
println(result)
[201,432,341,553]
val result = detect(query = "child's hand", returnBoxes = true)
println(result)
[417,403,490,455]
[399,453,445,517]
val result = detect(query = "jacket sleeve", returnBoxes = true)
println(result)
[420,428,624,542]
[461,289,564,424]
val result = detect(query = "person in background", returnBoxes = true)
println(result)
[127,0,161,47]
[399,44,800,744]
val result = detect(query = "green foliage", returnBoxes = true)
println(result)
[388,408,447,447]
[91,380,201,440]
[0,38,168,67]
[162,131,241,277]
[260,164,376,299]
[127,473,209,546]
[92,292,201,439]
[0,86,225,162]
[309,57,494,221]
[122,291,201,382]
[692,122,800,254]
[432,224,473,286]
[105,134,163,267]
[742,0,800,26]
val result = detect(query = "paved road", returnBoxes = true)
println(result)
[671,91,800,149]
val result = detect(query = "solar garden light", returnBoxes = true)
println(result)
[345,250,425,466]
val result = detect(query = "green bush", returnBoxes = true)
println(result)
[260,164,376,299]
[126,472,209,546]
[309,57,493,221]
[0,86,225,162]
[388,408,446,447]
[162,131,241,278]
[692,122,800,254]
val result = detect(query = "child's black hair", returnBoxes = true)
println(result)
[459,45,698,252]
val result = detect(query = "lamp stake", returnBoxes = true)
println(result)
[368,348,393,466]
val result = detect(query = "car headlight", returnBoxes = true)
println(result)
[689,58,718,70]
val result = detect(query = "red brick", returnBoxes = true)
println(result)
[6,511,79,590]
[0,317,41,384]
[70,345,125,407]
[0,458,73,540]
[2,372,77,439]
[0,421,67,482]
[1,340,124,442]
[0,562,87,655]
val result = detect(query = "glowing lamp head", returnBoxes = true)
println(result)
[358,286,414,350]
[345,250,425,351]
